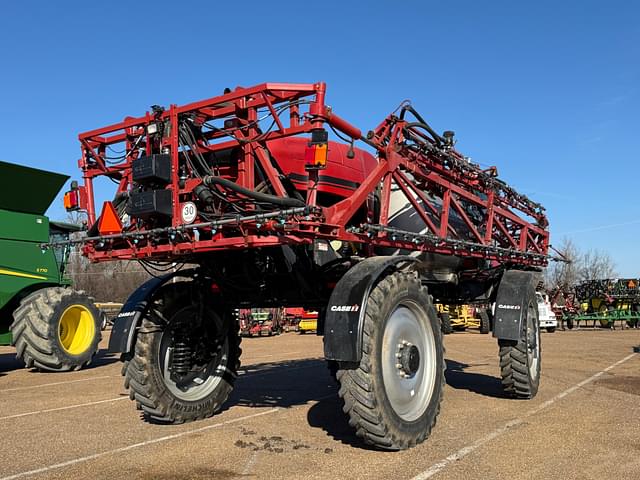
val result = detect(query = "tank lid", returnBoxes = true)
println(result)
[0,160,69,215]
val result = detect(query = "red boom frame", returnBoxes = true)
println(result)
[71,82,549,268]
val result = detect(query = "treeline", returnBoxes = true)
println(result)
[65,252,153,303]
[545,238,617,292]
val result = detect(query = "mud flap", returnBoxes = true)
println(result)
[107,271,192,354]
[492,270,539,341]
[323,256,417,363]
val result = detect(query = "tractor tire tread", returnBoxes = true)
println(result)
[10,287,101,372]
[123,283,241,424]
[337,272,445,450]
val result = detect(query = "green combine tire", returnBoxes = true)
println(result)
[10,287,102,371]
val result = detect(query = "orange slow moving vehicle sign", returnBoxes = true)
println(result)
[97,201,122,235]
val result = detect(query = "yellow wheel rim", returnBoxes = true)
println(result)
[58,305,96,355]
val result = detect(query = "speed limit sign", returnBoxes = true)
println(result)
[181,202,197,224]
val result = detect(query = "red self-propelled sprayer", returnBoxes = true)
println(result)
[62,82,549,450]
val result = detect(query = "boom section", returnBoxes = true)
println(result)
[68,82,548,267]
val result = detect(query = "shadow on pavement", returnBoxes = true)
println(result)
[445,359,505,398]
[228,356,509,447]
[306,395,377,450]
[228,357,373,448]
[0,348,120,375]
[0,352,23,374]
[230,358,336,409]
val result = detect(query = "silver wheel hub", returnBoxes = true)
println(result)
[396,341,420,378]
[381,303,437,422]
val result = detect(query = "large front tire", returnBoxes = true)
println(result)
[337,272,445,450]
[11,287,102,371]
[498,291,541,398]
[124,282,240,423]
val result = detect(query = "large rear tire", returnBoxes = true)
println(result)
[337,272,445,450]
[124,282,241,423]
[498,291,541,398]
[10,287,102,371]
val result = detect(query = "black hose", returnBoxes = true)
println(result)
[400,105,444,146]
[202,176,306,208]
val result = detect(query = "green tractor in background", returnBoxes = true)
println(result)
[0,160,102,371]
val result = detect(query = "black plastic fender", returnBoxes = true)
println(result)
[323,255,418,363]
[107,270,192,354]
[492,270,539,341]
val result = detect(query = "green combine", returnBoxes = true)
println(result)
[0,160,101,371]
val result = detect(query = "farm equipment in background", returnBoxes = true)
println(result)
[548,287,578,330]
[566,279,640,329]
[239,308,282,336]
[297,310,318,334]
[282,307,304,331]
[94,302,123,330]
[435,304,490,334]
[61,81,550,450]
[0,161,102,371]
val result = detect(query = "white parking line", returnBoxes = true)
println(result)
[0,375,115,393]
[0,361,322,423]
[0,391,338,480]
[410,352,638,480]
[0,397,128,421]
[0,408,280,480]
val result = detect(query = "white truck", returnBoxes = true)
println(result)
[536,292,557,333]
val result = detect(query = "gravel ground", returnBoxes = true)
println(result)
[0,328,638,480]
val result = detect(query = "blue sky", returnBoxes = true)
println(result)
[1,1,638,275]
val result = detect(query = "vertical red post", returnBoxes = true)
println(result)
[440,190,451,238]
[169,104,180,225]
[484,191,495,243]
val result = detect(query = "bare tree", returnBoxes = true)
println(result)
[60,212,152,302]
[578,249,617,282]
[545,237,618,292]
[545,237,581,291]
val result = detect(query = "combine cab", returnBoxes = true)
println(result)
[0,161,102,371]
[61,82,550,449]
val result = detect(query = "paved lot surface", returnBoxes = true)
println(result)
[0,328,638,480]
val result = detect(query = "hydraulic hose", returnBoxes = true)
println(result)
[400,105,444,146]
[202,176,306,208]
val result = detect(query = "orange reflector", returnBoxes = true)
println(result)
[97,201,122,235]
[314,144,328,167]
[64,191,79,210]
[304,143,328,169]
